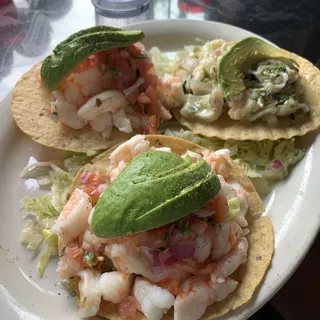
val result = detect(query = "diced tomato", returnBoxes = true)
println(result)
[117,70,137,89]
[158,278,180,296]
[127,43,145,56]
[95,50,108,65]
[125,88,140,105]
[137,92,152,104]
[64,242,88,266]
[207,196,228,223]
[145,86,162,117]
[107,48,120,67]
[145,115,157,134]
[80,172,107,204]
[135,59,154,82]
[109,80,118,90]
[137,102,145,115]
[118,296,138,320]
[116,57,131,73]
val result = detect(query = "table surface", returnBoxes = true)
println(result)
[1,0,319,319]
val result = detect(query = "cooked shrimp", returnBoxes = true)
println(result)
[56,242,85,280]
[203,150,232,178]
[55,99,87,130]
[174,273,237,320]
[211,222,242,260]
[133,277,175,320]
[193,223,214,263]
[63,82,86,107]
[77,90,128,121]
[81,229,104,253]
[174,259,202,275]
[109,134,150,164]
[174,277,216,320]
[52,188,92,247]
[89,112,113,132]
[210,274,238,302]
[99,272,134,303]
[72,65,106,97]
[158,74,185,109]
[109,160,127,182]
[212,237,248,279]
[105,244,153,279]
[77,269,102,318]
[112,109,133,133]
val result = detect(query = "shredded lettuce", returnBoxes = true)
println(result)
[227,197,241,220]
[149,47,175,75]
[20,154,93,276]
[160,122,304,195]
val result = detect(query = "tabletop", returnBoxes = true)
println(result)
[0,0,319,319]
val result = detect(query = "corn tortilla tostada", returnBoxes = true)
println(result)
[11,26,172,153]
[53,135,273,320]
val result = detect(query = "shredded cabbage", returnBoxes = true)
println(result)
[160,122,304,194]
[227,197,241,220]
[20,154,93,276]
[37,230,58,276]
[149,47,175,75]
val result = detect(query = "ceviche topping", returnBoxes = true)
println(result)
[40,27,173,138]
[155,37,310,126]
[50,135,251,320]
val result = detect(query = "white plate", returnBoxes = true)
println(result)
[0,19,319,320]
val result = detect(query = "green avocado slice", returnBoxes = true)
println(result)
[92,151,221,238]
[53,26,123,53]
[40,26,145,91]
[218,37,297,100]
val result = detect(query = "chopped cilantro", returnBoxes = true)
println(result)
[275,93,290,104]
[83,251,96,272]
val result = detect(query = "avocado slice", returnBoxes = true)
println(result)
[92,151,221,238]
[41,26,145,91]
[218,37,297,100]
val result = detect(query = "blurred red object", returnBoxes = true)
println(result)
[0,0,12,6]
[0,0,25,48]
[178,0,204,13]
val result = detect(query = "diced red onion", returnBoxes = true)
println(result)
[163,255,178,266]
[271,159,283,169]
[80,171,90,183]
[169,243,195,260]
[123,77,145,97]
[140,246,165,276]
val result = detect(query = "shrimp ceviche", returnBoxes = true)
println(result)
[40,29,171,137]
[51,135,261,320]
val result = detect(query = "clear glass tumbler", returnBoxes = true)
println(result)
[92,0,152,14]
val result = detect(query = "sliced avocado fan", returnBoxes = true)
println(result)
[41,25,145,91]
[92,151,221,238]
[218,37,298,100]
